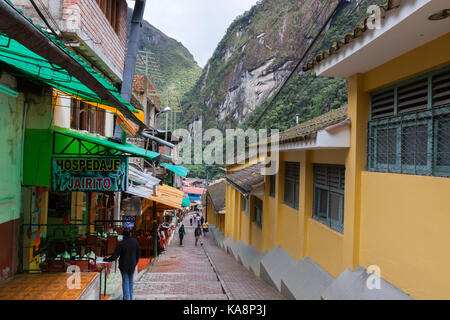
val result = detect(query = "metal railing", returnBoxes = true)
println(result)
[367,106,450,177]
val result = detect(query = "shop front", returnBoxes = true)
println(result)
[20,126,161,275]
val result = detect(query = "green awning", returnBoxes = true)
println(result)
[182,198,191,207]
[0,29,138,115]
[53,126,160,160]
[23,127,162,187]
[161,163,190,178]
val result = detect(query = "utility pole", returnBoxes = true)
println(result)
[115,0,147,223]
[205,171,209,222]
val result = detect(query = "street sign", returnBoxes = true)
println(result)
[51,157,128,192]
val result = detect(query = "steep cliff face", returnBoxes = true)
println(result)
[180,0,342,130]
[180,0,390,134]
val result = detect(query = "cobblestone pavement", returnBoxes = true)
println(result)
[133,217,284,300]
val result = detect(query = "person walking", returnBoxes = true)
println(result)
[194,226,203,246]
[202,221,209,238]
[200,215,204,226]
[190,216,193,226]
[103,228,140,300]
[178,223,186,246]
[196,214,201,227]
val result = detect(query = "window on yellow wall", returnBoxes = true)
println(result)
[283,162,299,209]
[253,197,263,228]
[368,66,450,177]
[312,164,345,233]
[269,174,276,197]
[242,195,249,215]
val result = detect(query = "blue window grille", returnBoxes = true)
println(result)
[368,66,450,177]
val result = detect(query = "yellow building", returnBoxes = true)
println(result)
[219,0,450,299]
[205,180,226,235]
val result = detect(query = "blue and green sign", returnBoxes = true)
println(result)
[52,157,128,192]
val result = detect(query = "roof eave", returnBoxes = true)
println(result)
[309,0,450,78]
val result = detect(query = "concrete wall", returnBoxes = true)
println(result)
[223,32,450,300]
[15,0,128,84]
[0,74,25,280]
[206,200,225,235]
[354,33,450,299]
[360,172,450,299]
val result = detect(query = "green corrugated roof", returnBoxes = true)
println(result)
[161,163,190,178]
[182,197,191,207]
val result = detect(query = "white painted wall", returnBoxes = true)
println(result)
[105,112,114,137]
[279,125,350,151]
[52,93,71,129]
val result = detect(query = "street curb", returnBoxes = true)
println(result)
[202,239,234,300]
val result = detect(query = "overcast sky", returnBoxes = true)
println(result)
[127,0,258,68]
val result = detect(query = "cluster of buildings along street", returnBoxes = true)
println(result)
[0,0,449,301]
[207,0,450,300]
[0,0,192,299]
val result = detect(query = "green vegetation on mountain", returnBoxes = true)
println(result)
[138,21,202,98]
[129,9,202,98]
[182,0,390,131]
[133,0,387,180]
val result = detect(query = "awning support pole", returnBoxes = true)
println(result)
[153,201,157,259]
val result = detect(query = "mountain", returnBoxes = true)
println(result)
[128,9,202,99]
[179,0,387,133]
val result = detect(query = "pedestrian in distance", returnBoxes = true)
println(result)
[194,226,203,246]
[190,216,192,226]
[103,228,140,300]
[202,221,209,238]
[179,223,186,246]
[196,214,201,227]
[200,215,204,225]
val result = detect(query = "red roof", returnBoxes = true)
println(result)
[182,187,206,195]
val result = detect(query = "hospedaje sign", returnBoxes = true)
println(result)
[51,157,128,192]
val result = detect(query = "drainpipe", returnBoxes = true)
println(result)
[19,99,29,274]
[112,0,147,143]
[121,0,146,103]
[114,0,147,221]
[21,101,29,185]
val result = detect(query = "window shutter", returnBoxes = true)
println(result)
[432,70,450,108]
[397,78,428,114]
[269,175,275,197]
[285,162,300,180]
[314,165,345,190]
[371,89,395,119]
[314,165,327,185]
[327,166,341,189]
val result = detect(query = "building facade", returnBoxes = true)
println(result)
[219,0,450,299]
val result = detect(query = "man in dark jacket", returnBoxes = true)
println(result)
[194,226,203,246]
[104,228,140,300]
[178,223,186,246]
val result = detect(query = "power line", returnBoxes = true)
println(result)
[28,0,59,37]
[253,0,345,127]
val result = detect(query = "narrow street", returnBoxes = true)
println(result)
[132,218,283,300]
